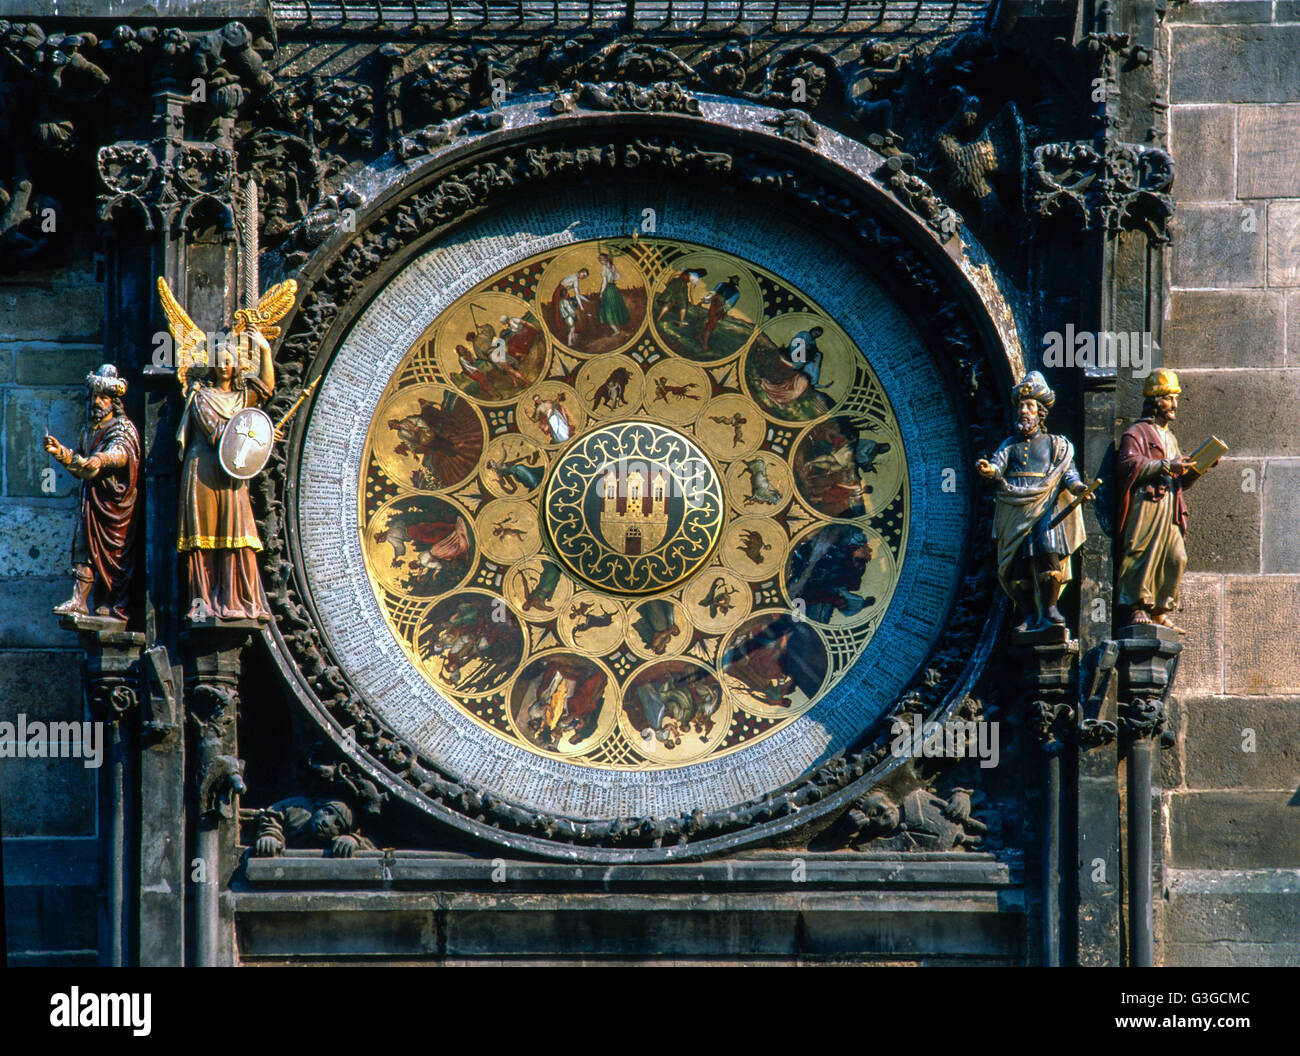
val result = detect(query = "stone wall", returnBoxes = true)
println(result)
[0,253,104,965]
[1161,2,1300,967]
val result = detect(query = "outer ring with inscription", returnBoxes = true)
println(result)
[259,107,1016,861]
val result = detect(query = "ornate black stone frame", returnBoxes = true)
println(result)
[251,99,1020,861]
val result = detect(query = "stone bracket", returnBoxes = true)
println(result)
[1115,622,1181,747]
[1009,626,1080,734]
[63,619,147,724]
[140,644,181,742]
[1115,621,1183,701]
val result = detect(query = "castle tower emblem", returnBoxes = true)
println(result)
[543,421,724,595]
[598,467,669,555]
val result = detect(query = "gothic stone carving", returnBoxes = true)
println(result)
[3,19,274,261]
[843,786,989,852]
[552,81,702,115]
[0,21,108,265]
[932,92,1026,229]
[98,140,237,232]
[251,797,376,858]
[1031,141,1174,242]
[1119,698,1172,746]
[1027,700,1075,755]
[192,684,246,821]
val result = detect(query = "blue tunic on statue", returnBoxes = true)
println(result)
[988,430,1083,557]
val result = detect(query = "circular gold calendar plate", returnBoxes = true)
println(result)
[354,234,911,773]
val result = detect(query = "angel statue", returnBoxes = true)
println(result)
[157,276,297,622]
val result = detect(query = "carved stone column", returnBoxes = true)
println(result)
[1013,628,1078,966]
[1117,622,1180,967]
[68,619,145,967]
[182,625,251,967]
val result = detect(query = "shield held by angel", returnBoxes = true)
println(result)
[157,276,298,623]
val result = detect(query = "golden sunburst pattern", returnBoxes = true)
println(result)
[358,236,909,770]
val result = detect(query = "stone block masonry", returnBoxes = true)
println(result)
[0,266,105,966]
[1162,8,1300,965]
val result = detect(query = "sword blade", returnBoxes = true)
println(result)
[1047,476,1102,529]
[241,177,259,311]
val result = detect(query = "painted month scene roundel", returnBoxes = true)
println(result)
[300,195,969,819]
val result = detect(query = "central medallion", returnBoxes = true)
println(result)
[543,421,724,596]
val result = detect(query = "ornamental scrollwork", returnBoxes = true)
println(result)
[1031,141,1174,242]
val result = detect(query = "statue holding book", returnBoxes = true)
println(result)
[1116,370,1224,634]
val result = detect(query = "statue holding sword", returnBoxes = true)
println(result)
[155,177,317,623]
[158,274,298,622]
[975,371,1094,634]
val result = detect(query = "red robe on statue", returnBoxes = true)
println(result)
[1116,419,1192,537]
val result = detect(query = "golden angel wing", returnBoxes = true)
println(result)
[234,279,298,340]
[156,276,207,390]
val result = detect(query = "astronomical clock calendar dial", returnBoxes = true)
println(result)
[300,194,968,823]
[15,0,1228,972]
[355,236,907,771]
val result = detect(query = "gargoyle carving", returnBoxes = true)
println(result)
[252,797,376,858]
[844,786,988,851]
[194,714,246,820]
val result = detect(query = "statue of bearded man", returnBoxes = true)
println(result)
[1115,370,1211,634]
[976,371,1090,633]
[42,365,140,621]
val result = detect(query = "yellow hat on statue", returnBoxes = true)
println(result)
[1143,369,1181,398]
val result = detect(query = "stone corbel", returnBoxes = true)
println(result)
[1115,622,1182,712]
[70,623,147,726]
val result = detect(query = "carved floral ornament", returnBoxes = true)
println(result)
[251,110,1019,859]
[1031,140,1174,242]
[97,141,237,231]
